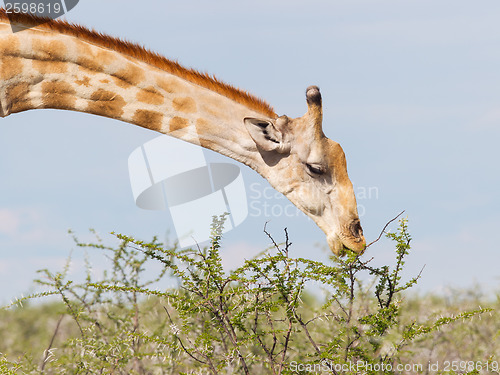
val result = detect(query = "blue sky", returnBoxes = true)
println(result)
[1,0,499,303]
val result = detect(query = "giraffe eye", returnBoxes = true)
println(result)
[306,163,325,176]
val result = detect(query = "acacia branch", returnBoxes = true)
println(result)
[366,210,405,248]
[206,299,250,375]
[264,222,281,251]
[40,314,64,374]
[277,320,293,375]
[162,306,214,370]
[293,312,339,375]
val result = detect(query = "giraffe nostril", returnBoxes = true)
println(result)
[350,220,363,239]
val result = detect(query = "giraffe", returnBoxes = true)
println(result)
[0,10,366,255]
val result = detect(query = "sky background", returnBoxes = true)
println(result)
[1,0,499,303]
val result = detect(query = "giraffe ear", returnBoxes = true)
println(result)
[244,117,290,154]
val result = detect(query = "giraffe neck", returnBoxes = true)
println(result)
[0,21,271,169]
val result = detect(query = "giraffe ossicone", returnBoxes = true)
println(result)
[0,10,366,255]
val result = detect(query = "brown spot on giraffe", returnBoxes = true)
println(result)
[132,109,164,131]
[87,89,126,119]
[169,116,189,132]
[0,34,22,82]
[5,82,31,113]
[172,96,196,113]
[195,118,218,149]
[136,86,164,105]
[201,95,230,121]
[41,81,77,110]
[195,117,210,131]
[33,60,68,75]
[156,77,182,94]
[75,76,91,87]
[0,34,20,56]
[30,38,69,75]
[195,117,219,139]
[76,41,116,73]
[114,63,145,87]
[31,38,67,61]
[0,56,24,80]
[111,76,130,89]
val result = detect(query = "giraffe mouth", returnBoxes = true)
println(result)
[342,238,366,255]
[328,233,366,256]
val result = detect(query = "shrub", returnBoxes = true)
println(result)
[1,216,496,374]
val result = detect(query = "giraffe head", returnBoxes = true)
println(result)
[244,86,365,255]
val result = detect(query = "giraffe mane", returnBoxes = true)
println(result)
[0,9,276,118]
